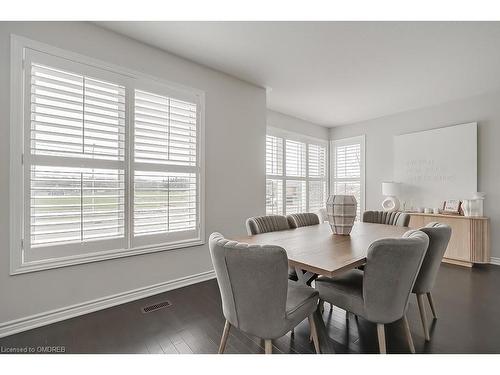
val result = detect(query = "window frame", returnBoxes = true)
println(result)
[331,135,366,220]
[10,35,205,275]
[266,127,329,215]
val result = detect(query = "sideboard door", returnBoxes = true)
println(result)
[422,216,471,262]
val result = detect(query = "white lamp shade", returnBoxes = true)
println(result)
[382,182,400,196]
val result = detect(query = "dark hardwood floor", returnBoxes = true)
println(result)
[2,263,500,354]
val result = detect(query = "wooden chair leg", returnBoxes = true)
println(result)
[308,314,321,354]
[377,324,386,354]
[416,293,430,341]
[427,292,438,319]
[218,320,231,354]
[402,315,416,353]
[319,299,325,314]
[264,339,273,354]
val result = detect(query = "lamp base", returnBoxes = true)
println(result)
[382,196,400,212]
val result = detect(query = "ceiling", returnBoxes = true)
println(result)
[97,21,500,127]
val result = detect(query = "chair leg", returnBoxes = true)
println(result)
[218,320,231,354]
[416,293,430,341]
[402,315,416,354]
[377,324,386,354]
[308,314,321,354]
[291,328,295,336]
[264,339,273,354]
[427,292,438,319]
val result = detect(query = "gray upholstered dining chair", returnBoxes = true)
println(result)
[412,222,452,341]
[246,214,300,282]
[315,230,429,353]
[286,212,321,286]
[245,215,290,235]
[287,213,320,229]
[209,232,321,354]
[362,210,410,227]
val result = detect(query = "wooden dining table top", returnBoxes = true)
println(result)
[235,222,410,277]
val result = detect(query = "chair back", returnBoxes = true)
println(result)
[362,210,410,227]
[363,230,429,324]
[287,213,320,229]
[412,222,452,294]
[245,215,289,235]
[209,232,289,337]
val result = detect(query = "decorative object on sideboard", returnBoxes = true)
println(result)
[381,181,401,212]
[326,195,357,235]
[442,200,462,215]
[462,192,486,217]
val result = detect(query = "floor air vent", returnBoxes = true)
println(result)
[141,300,172,313]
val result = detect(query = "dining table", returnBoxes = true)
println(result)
[236,221,410,354]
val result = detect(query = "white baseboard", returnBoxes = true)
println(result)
[0,270,215,339]
[490,257,500,266]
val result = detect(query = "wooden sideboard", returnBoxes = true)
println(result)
[407,213,490,267]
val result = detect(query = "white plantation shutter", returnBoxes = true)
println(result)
[13,42,204,271]
[285,180,306,214]
[308,144,327,178]
[308,144,327,212]
[266,179,283,215]
[30,63,126,160]
[335,144,361,179]
[30,166,125,246]
[308,180,327,212]
[266,135,283,175]
[132,88,200,246]
[265,129,328,215]
[332,136,365,221]
[134,90,197,166]
[25,53,127,261]
[134,171,197,235]
[285,140,306,177]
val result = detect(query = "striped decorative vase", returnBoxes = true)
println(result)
[326,195,357,235]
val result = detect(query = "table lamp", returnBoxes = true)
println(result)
[382,182,401,212]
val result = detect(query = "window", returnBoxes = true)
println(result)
[331,135,365,221]
[10,36,204,274]
[265,129,328,215]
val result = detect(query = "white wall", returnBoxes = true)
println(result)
[330,90,500,259]
[267,109,329,140]
[0,22,266,326]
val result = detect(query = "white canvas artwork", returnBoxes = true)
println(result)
[394,122,477,210]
